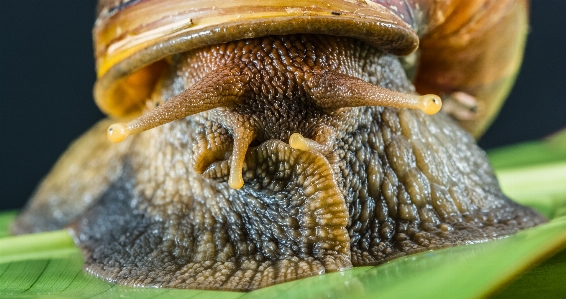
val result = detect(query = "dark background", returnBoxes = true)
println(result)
[1,1,565,211]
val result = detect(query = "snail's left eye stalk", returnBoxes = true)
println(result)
[306,71,442,115]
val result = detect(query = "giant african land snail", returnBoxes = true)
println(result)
[12,0,545,291]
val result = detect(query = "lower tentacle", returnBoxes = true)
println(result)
[228,126,256,189]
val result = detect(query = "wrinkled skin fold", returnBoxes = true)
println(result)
[12,35,546,291]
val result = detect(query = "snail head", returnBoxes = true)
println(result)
[106,35,441,189]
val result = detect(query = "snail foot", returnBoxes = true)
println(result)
[69,140,351,291]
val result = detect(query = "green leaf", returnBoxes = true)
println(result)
[1,129,566,298]
[494,162,566,219]
[0,211,17,239]
[488,129,566,170]
[0,230,76,264]
[489,130,566,219]
[1,215,565,299]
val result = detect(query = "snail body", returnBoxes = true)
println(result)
[12,0,545,291]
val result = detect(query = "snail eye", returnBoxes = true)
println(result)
[418,94,443,115]
[107,123,129,143]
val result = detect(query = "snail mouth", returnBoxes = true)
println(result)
[194,138,346,219]
[197,140,292,183]
[194,137,328,184]
[191,120,340,188]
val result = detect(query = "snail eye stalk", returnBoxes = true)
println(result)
[307,71,442,114]
[107,66,255,190]
[106,67,249,143]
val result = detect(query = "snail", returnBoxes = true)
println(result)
[11,0,546,292]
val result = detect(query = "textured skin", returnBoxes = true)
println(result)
[12,35,545,291]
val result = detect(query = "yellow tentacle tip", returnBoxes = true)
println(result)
[107,123,130,143]
[289,133,309,151]
[228,172,244,189]
[419,94,442,115]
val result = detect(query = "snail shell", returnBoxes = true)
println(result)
[12,0,544,291]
